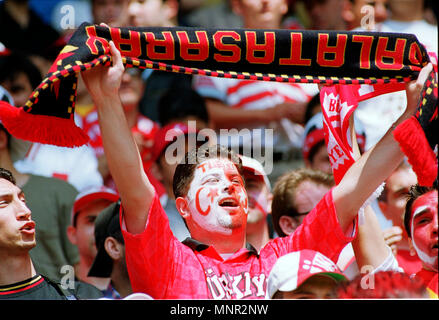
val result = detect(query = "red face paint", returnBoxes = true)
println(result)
[410,190,438,271]
[195,187,211,216]
[186,158,248,236]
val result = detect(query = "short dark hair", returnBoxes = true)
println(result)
[403,181,438,237]
[271,168,334,237]
[0,167,16,185]
[172,144,242,199]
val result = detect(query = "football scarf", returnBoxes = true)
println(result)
[0,23,436,185]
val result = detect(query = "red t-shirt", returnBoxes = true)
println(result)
[121,189,356,299]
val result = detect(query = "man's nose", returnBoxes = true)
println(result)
[223,182,235,194]
[432,212,438,235]
[16,201,31,220]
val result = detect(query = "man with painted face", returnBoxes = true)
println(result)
[81,39,433,299]
[403,183,438,298]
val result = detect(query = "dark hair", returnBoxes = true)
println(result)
[0,167,16,185]
[304,93,321,124]
[271,168,334,237]
[172,144,242,199]
[0,53,42,91]
[158,86,209,127]
[403,181,438,237]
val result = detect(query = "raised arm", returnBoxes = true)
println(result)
[81,41,154,234]
[332,63,433,233]
[347,117,393,270]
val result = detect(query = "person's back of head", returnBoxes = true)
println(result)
[271,168,334,237]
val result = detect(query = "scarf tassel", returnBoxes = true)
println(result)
[0,101,89,147]
[393,116,438,187]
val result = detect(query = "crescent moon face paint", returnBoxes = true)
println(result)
[410,190,438,271]
[186,158,248,235]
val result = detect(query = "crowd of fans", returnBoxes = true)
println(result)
[0,0,437,300]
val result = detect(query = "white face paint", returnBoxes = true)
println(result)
[185,159,248,236]
[411,205,438,270]
[409,190,438,272]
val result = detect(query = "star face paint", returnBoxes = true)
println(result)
[410,190,438,271]
[186,158,248,235]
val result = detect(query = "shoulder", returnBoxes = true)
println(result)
[25,174,78,197]
[73,280,104,300]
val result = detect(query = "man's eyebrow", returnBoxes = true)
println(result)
[202,172,221,178]
[393,186,408,195]
[413,205,429,218]
[0,188,25,199]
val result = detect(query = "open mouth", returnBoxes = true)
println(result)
[20,222,35,233]
[219,197,239,208]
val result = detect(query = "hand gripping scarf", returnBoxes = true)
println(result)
[0,23,437,186]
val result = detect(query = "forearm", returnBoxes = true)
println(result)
[94,94,154,233]
[352,205,390,271]
[333,110,411,232]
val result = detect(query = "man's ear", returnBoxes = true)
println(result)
[66,225,77,245]
[0,129,8,150]
[279,215,299,236]
[104,236,123,260]
[408,237,418,257]
[175,197,191,219]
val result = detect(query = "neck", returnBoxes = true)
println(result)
[190,227,246,254]
[397,237,411,251]
[246,220,270,253]
[110,263,132,298]
[75,257,110,290]
[0,251,36,286]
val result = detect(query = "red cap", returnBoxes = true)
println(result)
[71,186,119,224]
